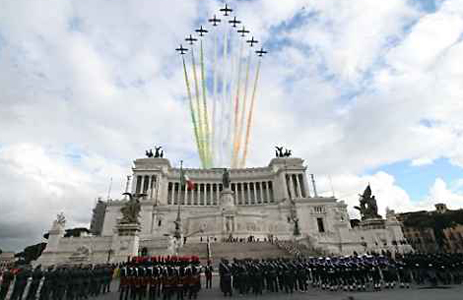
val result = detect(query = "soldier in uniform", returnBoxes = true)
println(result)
[203,262,213,289]
[147,265,156,300]
[11,267,32,300]
[219,259,232,297]
[397,261,411,288]
[162,266,173,300]
[39,266,55,300]
[187,266,200,300]
[65,266,75,300]
[120,264,130,300]
[26,266,43,300]
[0,268,14,300]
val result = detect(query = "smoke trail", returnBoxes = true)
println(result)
[211,31,219,167]
[200,39,211,168]
[240,58,261,168]
[190,46,206,167]
[235,47,252,166]
[231,40,244,168]
[224,47,236,168]
[182,56,203,167]
[218,26,229,167]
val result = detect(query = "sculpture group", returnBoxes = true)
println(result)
[354,185,381,220]
[120,192,143,224]
[145,146,164,158]
[275,146,292,158]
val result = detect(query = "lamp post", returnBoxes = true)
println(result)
[107,249,114,263]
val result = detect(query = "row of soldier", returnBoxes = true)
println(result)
[118,256,212,300]
[0,264,114,300]
[218,252,463,296]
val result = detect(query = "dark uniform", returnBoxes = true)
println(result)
[219,260,232,297]
[11,268,31,300]
[203,265,212,289]
[0,269,14,300]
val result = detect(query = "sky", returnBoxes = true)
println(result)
[0,0,463,252]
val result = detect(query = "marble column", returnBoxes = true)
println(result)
[295,174,302,198]
[288,174,296,199]
[245,183,250,205]
[139,176,145,195]
[251,182,256,204]
[200,184,204,205]
[132,175,138,194]
[264,182,270,203]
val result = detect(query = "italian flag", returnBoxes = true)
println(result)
[181,169,195,191]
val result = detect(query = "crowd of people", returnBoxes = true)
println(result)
[218,252,463,296]
[0,264,114,300]
[1,252,463,300]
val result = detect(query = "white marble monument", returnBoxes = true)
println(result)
[35,156,412,266]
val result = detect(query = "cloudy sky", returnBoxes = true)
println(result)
[1,0,463,252]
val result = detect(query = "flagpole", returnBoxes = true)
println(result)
[174,161,183,251]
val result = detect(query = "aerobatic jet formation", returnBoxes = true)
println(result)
[175,3,268,168]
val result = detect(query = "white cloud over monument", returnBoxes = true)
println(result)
[0,0,462,251]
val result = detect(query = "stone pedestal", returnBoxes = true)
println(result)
[360,218,386,230]
[220,188,235,212]
[111,222,141,263]
[219,188,236,239]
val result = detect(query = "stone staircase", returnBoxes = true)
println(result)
[274,238,327,258]
[210,242,290,260]
[178,242,209,259]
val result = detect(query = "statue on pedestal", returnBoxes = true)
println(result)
[56,212,66,226]
[146,146,164,158]
[354,185,381,220]
[51,212,66,231]
[275,146,292,157]
[222,168,230,189]
[120,193,143,224]
[145,149,154,158]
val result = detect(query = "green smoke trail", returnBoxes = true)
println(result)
[182,56,203,167]
[200,39,211,168]
[235,47,252,167]
[190,47,206,168]
[219,27,229,166]
[231,41,244,168]
[211,32,219,167]
[241,58,261,168]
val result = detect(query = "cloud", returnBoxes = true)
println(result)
[317,172,463,218]
[0,0,463,251]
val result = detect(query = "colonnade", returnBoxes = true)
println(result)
[132,171,308,205]
[166,181,275,206]
[285,173,307,198]
[134,175,157,196]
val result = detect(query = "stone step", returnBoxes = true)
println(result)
[178,242,209,258]
[210,242,290,260]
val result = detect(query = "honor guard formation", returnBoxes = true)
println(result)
[217,252,463,296]
[2,253,463,300]
[117,256,204,300]
[0,264,114,300]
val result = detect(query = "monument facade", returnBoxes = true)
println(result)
[35,156,412,266]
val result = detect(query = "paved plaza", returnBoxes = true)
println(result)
[97,280,463,300]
